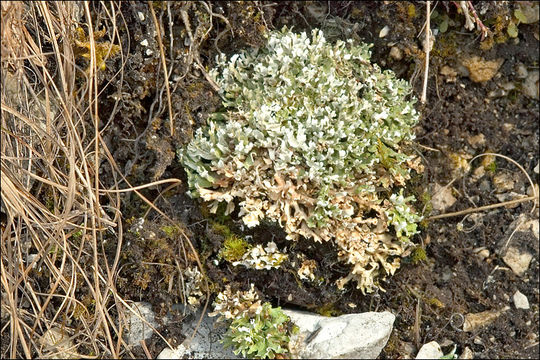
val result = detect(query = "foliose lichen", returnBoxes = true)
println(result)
[179,27,423,293]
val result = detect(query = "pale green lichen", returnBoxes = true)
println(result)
[209,284,294,359]
[179,27,423,293]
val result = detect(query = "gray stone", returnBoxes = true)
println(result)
[157,306,238,359]
[126,302,158,346]
[416,341,443,359]
[283,309,395,359]
[513,290,530,309]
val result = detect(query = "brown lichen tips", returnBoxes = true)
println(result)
[179,27,423,293]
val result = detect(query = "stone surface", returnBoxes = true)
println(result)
[459,346,474,359]
[39,327,80,359]
[463,307,510,332]
[415,341,443,359]
[513,290,530,310]
[157,306,238,359]
[503,246,533,276]
[431,183,457,212]
[461,56,504,83]
[283,309,395,359]
[126,302,158,346]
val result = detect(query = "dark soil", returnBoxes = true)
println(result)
[86,1,538,358]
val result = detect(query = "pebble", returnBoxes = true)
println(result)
[522,70,539,99]
[125,302,158,346]
[459,346,474,359]
[389,46,403,61]
[503,246,533,276]
[431,183,457,212]
[460,56,504,83]
[463,307,509,332]
[513,290,530,309]
[416,341,443,359]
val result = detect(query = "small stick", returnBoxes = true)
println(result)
[421,1,431,104]
[140,339,152,359]
[426,195,538,221]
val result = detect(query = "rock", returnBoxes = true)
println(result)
[39,327,80,359]
[503,246,533,276]
[463,307,510,332]
[492,173,516,193]
[513,290,530,309]
[389,46,403,61]
[440,65,458,83]
[467,133,486,149]
[522,70,539,99]
[157,306,238,359]
[534,162,539,174]
[416,341,443,359]
[461,56,504,83]
[283,309,395,359]
[459,346,474,359]
[379,25,390,38]
[431,183,457,212]
[126,302,158,346]
[516,63,528,79]
[516,2,540,24]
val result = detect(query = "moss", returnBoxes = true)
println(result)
[161,225,178,237]
[219,235,251,262]
[315,302,342,317]
[410,246,427,264]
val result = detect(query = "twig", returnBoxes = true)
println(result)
[421,1,431,104]
[426,195,538,221]
[140,339,153,359]
[149,2,174,136]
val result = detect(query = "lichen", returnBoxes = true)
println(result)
[179,27,423,293]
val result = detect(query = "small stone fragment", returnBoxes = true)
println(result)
[467,133,486,149]
[516,63,528,79]
[126,302,157,345]
[40,327,80,359]
[459,346,474,359]
[379,25,390,38]
[416,341,443,359]
[389,46,403,61]
[503,247,533,276]
[431,183,457,212]
[534,162,539,174]
[513,290,530,309]
[440,65,458,83]
[463,307,509,332]
[522,70,539,99]
[461,56,504,83]
[492,173,516,193]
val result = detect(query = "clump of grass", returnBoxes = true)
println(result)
[0,2,204,358]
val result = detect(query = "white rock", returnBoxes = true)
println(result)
[513,290,530,309]
[459,346,474,359]
[126,302,158,346]
[158,306,239,359]
[416,341,443,359]
[379,25,390,38]
[283,309,395,359]
[39,327,81,359]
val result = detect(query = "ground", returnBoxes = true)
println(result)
[1,1,538,359]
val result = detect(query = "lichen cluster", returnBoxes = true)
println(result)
[209,285,294,359]
[179,27,423,293]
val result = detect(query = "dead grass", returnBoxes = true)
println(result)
[1,2,204,358]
